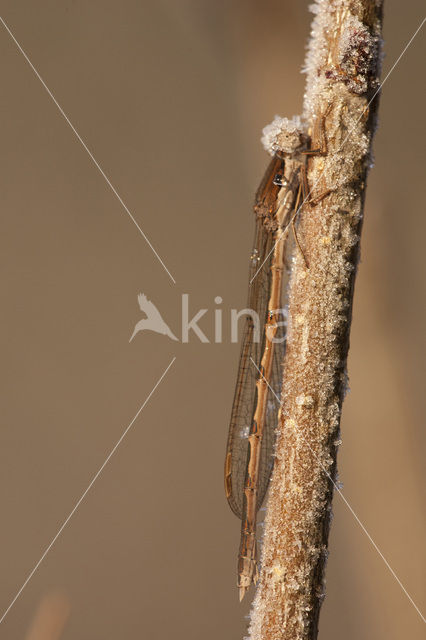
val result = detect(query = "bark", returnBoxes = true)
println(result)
[248,1,384,638]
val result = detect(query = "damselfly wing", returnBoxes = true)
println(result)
[225,153,294,598]
[225,155,285,519]
[225,140,314,598]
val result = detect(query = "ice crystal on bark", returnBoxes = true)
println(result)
[304,0,382,120]
[337,16,380,94]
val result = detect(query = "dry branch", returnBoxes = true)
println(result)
[248,1,383,639]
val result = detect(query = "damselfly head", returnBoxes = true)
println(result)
[262,115,308,156]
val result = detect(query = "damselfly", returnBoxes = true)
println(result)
[224,115,329,600]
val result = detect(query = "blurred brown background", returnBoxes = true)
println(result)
[1,1,424,638]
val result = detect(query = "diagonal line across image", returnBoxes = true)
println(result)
[0,357,176,625]
[250,357,426,624]
[0,16,176,285]
[250,14,426,285]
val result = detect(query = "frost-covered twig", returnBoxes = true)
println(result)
[248,2,383,639]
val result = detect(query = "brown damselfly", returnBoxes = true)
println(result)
[224,116,328,600]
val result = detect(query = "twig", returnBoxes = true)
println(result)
[24,591,70,640]
[248,1,383,638]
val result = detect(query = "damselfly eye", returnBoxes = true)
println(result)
[273,174,288,187]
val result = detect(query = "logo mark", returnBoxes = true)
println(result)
[129,293,178,343]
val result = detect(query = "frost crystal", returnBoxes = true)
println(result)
[295,394,314,407]
[303,0,382,119]
[261,115,306,156]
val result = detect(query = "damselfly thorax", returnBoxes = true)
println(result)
[225,115,329,600]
